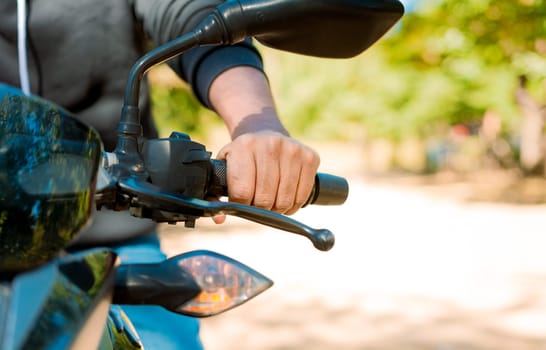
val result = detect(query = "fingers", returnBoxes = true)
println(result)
[273,142,301,213]
[217,131,319,215]
[283,144,319,215]
[218,136,256,206]
[253,135,281,210]
[205,196,227,224]
[211,214,226,224]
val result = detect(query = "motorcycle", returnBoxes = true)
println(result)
[0,0,403,348]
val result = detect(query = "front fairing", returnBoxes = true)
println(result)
[0,248,117,350]
[0,91,103,272]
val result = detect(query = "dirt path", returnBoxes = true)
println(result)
[159,144,546,350]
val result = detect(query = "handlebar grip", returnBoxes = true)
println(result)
[208,159,228,197]
[305,173,349,206]
[207,159,349,206]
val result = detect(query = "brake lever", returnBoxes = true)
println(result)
[118,178,335,252]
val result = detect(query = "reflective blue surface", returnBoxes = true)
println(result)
[1,248,117,350]
[0,88,102,272]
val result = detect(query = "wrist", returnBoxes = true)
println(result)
[230,108,290,140]
[209,67,289,139]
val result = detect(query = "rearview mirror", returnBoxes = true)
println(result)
[213,0,405,58]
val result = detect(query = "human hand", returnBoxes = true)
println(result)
[212,130,319,223]
[207,66,319,223]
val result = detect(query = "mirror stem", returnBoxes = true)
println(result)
[114,32,201,177]
[117,32,199,140]
[115,10,235,158]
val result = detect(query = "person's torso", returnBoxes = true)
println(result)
[0,0,152,150]
[0,0,158,239]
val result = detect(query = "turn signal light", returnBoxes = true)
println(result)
[176,250,273,317]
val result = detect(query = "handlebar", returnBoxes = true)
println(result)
[98,132,349,251]
[137,132,348,206]
[208,159,349,206]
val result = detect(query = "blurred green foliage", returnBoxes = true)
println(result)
[150,77,220,139]
[266,0,546,142]
[151,0,546,143]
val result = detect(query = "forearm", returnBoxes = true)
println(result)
[209,66,288,139]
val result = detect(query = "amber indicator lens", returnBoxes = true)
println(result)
[176,250,273,317]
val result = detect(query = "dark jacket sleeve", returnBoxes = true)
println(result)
[131,0,264,108]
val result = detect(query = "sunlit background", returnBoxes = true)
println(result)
[156,0,546,348]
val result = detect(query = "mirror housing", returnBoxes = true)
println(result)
[200,0,405,58]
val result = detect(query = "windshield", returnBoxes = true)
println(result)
[0,92,102,272]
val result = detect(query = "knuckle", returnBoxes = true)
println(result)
[303,148,320,167]
[235,134,256,148]
[264,136,283,157]
[266,134,282,146]
[229,186,253,205]
[253,193,274,210]
[282,142,300,159]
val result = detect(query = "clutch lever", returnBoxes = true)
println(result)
[118,177,335,252]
